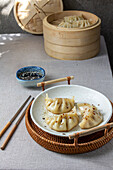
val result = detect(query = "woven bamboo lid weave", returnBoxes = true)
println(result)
[14,0,63,34]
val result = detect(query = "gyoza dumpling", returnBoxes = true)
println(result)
[74,15,85,21]
[79,20,91,28]
[78,103,103,129]
[64,16,74,23]
[58,15,92,28]
[72,20,91,28]
[71,21,79,28]
[64,15,84,23]
[45,94,75,114]
[45,106,79,131]
[58,21,72,28]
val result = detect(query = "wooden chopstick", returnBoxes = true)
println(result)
[0,95,31,138]
[1,97,34,150]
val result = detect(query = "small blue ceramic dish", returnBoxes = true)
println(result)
[16,66,45,87]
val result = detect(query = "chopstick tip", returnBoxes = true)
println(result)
[0,146,5,150]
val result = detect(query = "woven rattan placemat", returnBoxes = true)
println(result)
[25,102,113,154]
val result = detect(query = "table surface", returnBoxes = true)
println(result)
[0,34,113,170]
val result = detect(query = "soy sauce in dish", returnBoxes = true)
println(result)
[19,72,43,80]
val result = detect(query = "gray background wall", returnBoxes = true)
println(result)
[0,0,113,72]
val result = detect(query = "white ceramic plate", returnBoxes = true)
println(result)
[30,85,112,137]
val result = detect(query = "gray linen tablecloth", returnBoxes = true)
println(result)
[0,34,113,170]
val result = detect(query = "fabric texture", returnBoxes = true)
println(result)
[0,34,113,170]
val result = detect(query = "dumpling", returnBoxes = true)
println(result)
[64,15,85,23]
[73,15,85,21]
[78,103,103,129]
[58,15,92,28]
[77,103,91,116]
[64,16,74,24]
[72,20,91,28]
[45,94,75,114]
[45,106,79,131]
[80,20,91,28]
[58,21,72,28]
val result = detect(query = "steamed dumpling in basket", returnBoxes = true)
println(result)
[72,20,91,28]
[58,21,72,28]
[64,15,85,23]
[45,106,79,132]
[45,94,75,114]
[58,15,92,28]
[77,103,103,129]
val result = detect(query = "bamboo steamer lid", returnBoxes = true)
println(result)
[14,0,63,34]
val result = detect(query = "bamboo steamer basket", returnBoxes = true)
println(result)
[13,0,63,34]
[43,11,101,60]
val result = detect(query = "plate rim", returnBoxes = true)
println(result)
[30,84,113,137]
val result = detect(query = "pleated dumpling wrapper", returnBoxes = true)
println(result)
[45,106,79,132]
[58,21,72,28]
[78,103,103,129]
[72,20,91,28]
[58,15,92,28]
[45,94,75,114]
[64,15,85,23]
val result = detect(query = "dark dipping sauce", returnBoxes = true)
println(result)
[18,71,43,80]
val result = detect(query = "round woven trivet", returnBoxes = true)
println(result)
[14,0,63,34]
[25,102,113,154]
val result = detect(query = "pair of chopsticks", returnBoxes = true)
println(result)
[0,95,34,150]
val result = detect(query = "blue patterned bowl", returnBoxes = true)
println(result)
[16,66,45,87]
